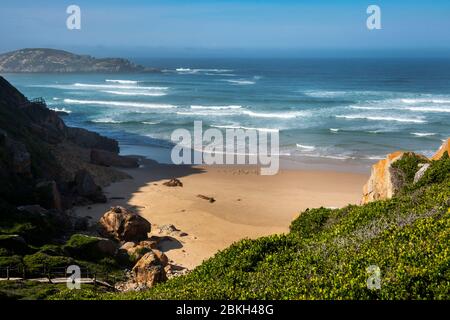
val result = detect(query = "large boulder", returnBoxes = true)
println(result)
[431,138,450,160]
[119,240,157,263]
[90,149,139,168]
[74,169,106,203]
[132,251,167,287]
[99,206,151,242]
[35,180,62,210]
[362,151,427,204]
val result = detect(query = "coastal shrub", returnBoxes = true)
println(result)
[0,234,31,255]
[289,207,334,238]
[0,255,23,268]
[414,152,450,189]
[63,234,103,261]
[49,155,450,300]
[391,153,428,185]
[38,244,65,256]
[0,281,67,300]
[23,252,74,275]
[0,201,67,245]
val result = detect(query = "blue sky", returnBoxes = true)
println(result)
[1,0,450,57]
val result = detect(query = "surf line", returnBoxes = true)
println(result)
[170,121,280,175]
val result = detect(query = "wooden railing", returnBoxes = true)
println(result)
[0,265,119,289]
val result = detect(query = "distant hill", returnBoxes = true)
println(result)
[0,48,158,73]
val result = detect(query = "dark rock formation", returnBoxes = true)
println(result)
[0,76,125,208]
[67,128,119,153]
[90,149,139,168]
[73,170,107,203]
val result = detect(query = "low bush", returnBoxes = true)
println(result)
[52,155,450,300]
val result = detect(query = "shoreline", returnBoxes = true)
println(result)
[119,143,376,174]
[74,157,368,270]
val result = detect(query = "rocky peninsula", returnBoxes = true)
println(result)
[0,48,158,73]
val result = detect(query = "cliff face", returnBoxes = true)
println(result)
[0,76,126,208]
[0,48,158,73]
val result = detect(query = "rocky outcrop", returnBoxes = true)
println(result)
[163,178,183,187]
[66,127,119,153]
[35,180,62,210]
[74,170,107,203]
[432,138,450,160]
[361,139,450,204]
[119,240,157,263]
[3,136,31,176]
[0,48,159,73]
[90,149,139,168]
[158,224,188,237]
[361,152,427,204]
[99,206,151,242]
[132,251,167,287]
[0,76,128,209]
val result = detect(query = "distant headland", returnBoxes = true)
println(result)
[0,48,158,73]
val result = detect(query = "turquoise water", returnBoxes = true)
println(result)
[4,58,450,167]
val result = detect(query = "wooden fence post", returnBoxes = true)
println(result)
[6,266,10,280]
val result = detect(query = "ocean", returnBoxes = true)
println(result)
[4,58,450,170]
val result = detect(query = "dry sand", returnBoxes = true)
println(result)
[74,159,368,270]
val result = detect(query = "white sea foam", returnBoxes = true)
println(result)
[401,98,450,104]
[336,114,426,123]
[405,106,450,113]
[242,110,303,119]
[73,83,168,90]
[296,144,316,150]
[176,68,232,73]
[105,79,139,84]
[142,121,160,125]
[211,124,279,133]
[350,106,390,110]
[223,79,255,85]
[49,107,71,113]
[176,110,234,117]
[191,105,242,110]
[177,108,303,119]
[303,90,347,98]
[63,99,176,109]
[330,128,340,132]
[102,90,167,97]
[411,132,437,137]
[298,153,353,160]
[364,155,385,160]
[91,118,122,124]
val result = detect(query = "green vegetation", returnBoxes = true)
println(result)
[391,152,429,188]
[0,281,106,300]
[63,234,103,261]
[52,155,450,300]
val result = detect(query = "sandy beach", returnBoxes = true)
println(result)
[74,159,368,270]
